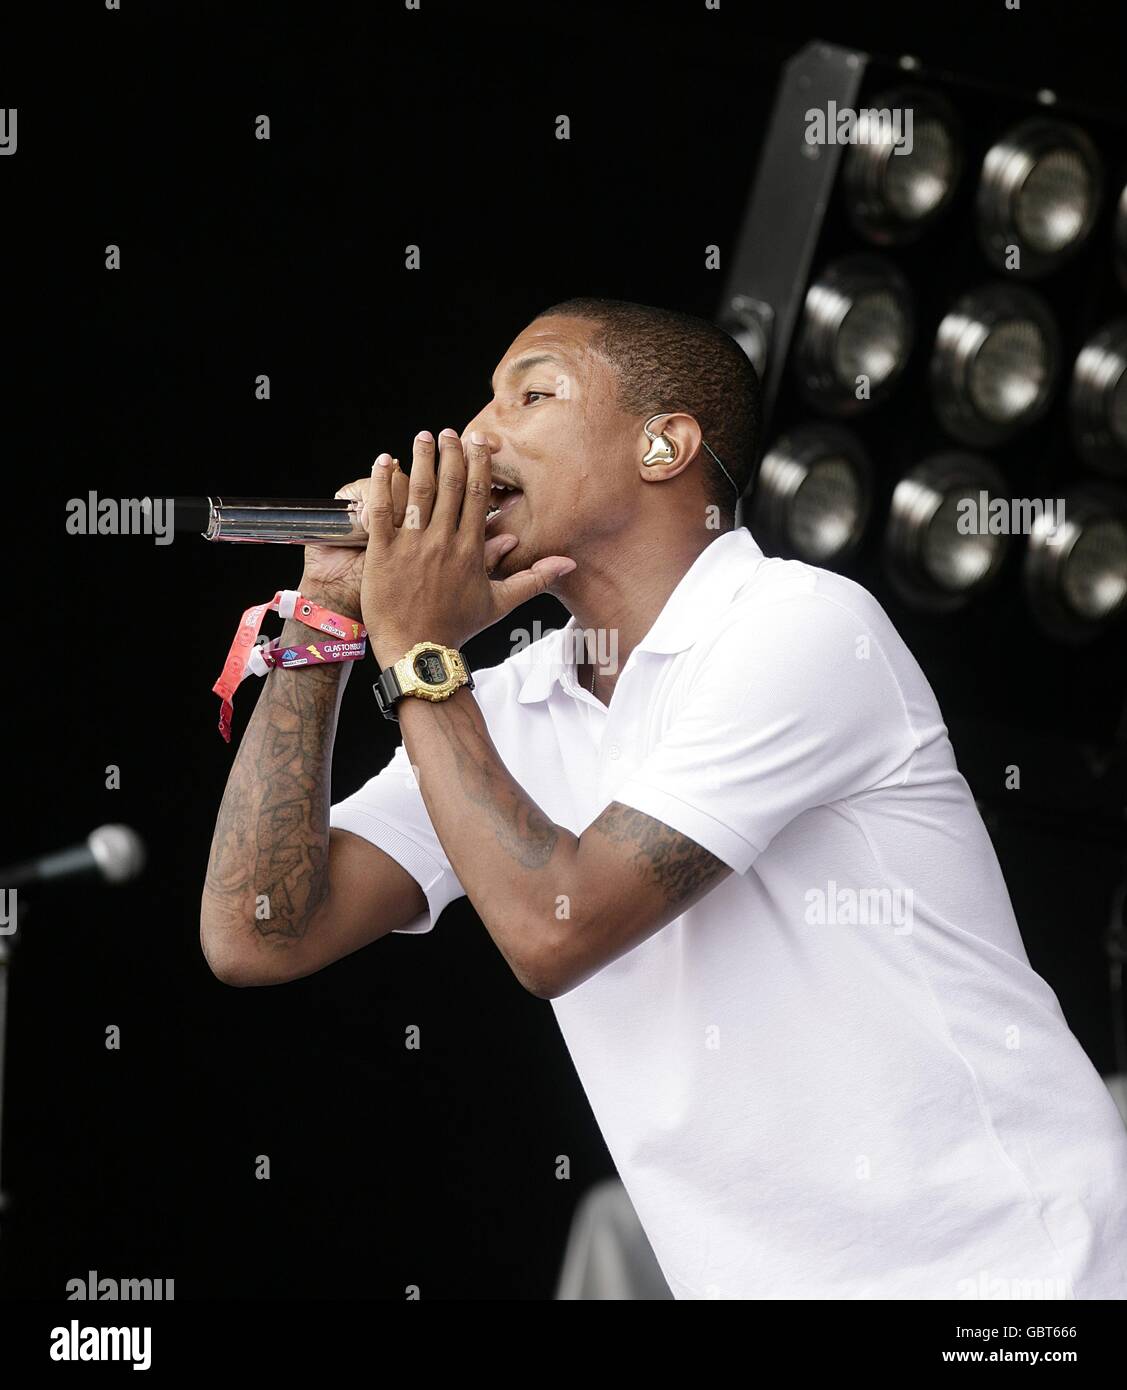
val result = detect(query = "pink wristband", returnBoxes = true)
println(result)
[212,589,367,742]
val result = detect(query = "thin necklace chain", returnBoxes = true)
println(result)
[580,658,597,699]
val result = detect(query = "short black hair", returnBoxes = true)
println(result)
[536,296,760,519]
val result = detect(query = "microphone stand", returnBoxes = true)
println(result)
[1104,691,1127,1125]
[0,897,23,1234]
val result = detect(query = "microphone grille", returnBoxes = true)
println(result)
[87,824,147,884]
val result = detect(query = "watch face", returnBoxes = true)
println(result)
[413,650,448,686]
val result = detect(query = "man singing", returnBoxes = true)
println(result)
[201,297,1127,1299]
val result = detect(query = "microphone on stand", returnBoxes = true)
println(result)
[0,824,147,890]
[0,823,146,1227]
[174,496,369,548]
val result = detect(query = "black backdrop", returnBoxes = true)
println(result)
[3,0,1125,1301]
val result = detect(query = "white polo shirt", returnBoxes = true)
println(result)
[329,527,1127,1299]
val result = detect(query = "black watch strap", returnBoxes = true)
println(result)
[372,665,405,722]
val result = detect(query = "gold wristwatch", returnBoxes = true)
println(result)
[372,641,475,721]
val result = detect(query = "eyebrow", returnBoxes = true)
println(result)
[489,353,566,395]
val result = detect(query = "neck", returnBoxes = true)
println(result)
[561,521,733,692]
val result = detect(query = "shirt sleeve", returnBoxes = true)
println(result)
[609,591,921,875]
[329,739,465,934]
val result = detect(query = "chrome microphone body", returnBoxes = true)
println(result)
[174,496,369,547]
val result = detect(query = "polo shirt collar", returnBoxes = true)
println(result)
[516,527,765,705]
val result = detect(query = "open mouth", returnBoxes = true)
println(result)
[486,482,523,525]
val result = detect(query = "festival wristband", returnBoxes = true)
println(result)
[212,589,367,742]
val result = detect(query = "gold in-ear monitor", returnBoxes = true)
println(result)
[642,414,676,466]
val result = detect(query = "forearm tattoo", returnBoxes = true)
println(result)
[203,617,345,945]
[420,698,560,869]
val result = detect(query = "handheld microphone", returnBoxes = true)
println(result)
[174,496,368,548]
[0,825,147,890]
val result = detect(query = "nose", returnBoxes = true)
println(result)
[460,418,499,453]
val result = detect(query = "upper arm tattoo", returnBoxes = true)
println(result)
[589,802,731,909]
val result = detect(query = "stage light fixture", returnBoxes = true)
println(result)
[843,88,961,244]
[977,118,1103,277]
[721,294,773,383]
[1070,319,1127,477]
[751,425,871,565]
[1024,489,1127,640]
[794,256,914,414]
[885,453,1009,611]
[723,37,1127,768]
[931,283,1060,446]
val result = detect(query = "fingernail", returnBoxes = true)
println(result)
[470,430,486,446]
[439,428,459,440]
[555,560,577,577]
[416,430,434,443]
[374,453,392,470]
